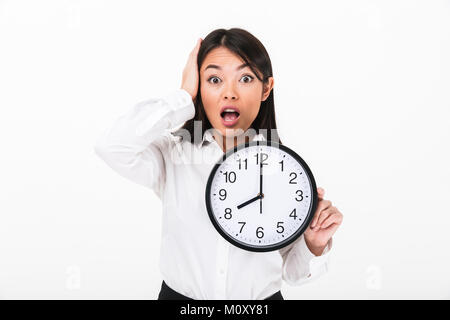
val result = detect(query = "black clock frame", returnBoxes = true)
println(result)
[205,140,318,252]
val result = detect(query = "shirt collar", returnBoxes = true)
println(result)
[200,128,266,148]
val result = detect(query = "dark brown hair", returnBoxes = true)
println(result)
[175,28,282,145]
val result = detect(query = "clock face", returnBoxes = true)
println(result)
[205,140,318,252]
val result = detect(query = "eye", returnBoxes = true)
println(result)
[207,76,221,84]
[240,74,254,83]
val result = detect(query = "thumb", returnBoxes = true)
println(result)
[317,187,325,200]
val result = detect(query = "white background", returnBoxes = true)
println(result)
[0,0,449,299]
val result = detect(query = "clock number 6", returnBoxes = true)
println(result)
[256,227,264,239]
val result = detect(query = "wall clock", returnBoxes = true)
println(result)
[205,140,318,252]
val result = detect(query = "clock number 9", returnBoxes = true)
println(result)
[295,190,304,201]
[219,189,227,200]
[224,208,232,219]
[223,171,236,183]
[256,227,264,239]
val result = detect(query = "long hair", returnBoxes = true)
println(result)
[176,28,282,145]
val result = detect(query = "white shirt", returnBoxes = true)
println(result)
[94,88,333,300]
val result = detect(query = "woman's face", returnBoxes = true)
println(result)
[200,47,274,138]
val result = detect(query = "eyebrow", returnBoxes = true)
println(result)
[204,63,250,72]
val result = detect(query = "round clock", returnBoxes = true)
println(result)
[205,140,318,252]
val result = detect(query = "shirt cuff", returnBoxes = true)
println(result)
[163,88,195,128]
[297,235,333,272]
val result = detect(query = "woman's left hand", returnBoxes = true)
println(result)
[304,187,343,256]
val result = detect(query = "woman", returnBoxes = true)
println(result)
[95,28,343,300]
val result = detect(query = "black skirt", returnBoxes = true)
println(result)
[157,280,284,300]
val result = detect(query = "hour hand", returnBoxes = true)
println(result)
[237,194,262,210]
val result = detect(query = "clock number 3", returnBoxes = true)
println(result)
[295,190,304,201]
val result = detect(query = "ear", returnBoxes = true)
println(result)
[261,77,274,102]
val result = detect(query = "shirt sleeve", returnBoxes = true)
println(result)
[279,234,333,286]
[94,88,195,197]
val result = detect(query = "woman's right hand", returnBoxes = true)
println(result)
[181,38,202,101]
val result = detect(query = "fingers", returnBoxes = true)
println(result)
[320,209,343,229]
[186,38,202,66]
[182,38,202,100]
[310,199,332,228]
[190,38,202,57]
[315,206,334,228]
[310,187,344,232]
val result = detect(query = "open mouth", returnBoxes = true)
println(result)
[220,110,240,122]
[220,106,241,126]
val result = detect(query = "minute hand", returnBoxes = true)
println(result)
[259,154,263,213]
[260,157,263,195]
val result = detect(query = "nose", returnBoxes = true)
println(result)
[222,81,238,100]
